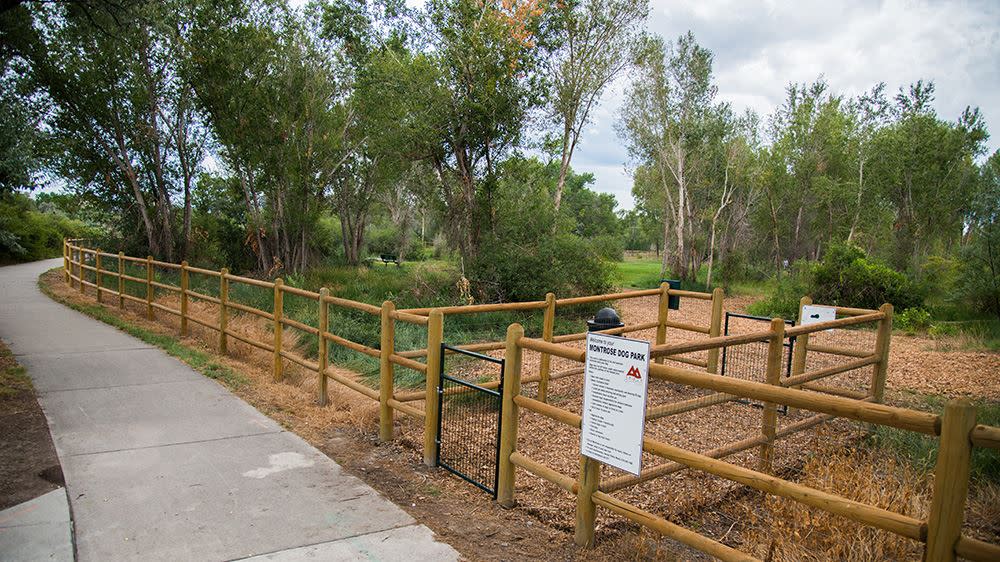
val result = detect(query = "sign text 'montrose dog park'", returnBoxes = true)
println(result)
[580,333,651,476]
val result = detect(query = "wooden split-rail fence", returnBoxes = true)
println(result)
[61,239,1000,561]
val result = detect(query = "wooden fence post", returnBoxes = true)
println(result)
[575,456,601,547]
[924,398,976,562]
[117,252,125,309]
[78,244,86,294]
[145,255,154,320]
[95,250,103,304]
[317,288,329,406]
[273,278,284,382]
[63,239,69,284]
[379,301,396,441]
[537,292,556,403]
[758,318,786,473]
[706,287,724,373]
[219,268,229,354]
[497,322,524,508]
[791,296,812,378]
[180,261,189,336]
[423,310,444,466]
[870,303,893,403]
[654,282,670,364]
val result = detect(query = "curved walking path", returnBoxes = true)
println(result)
[0,259,458,561]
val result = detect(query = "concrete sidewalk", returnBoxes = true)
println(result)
[0,259,458,561]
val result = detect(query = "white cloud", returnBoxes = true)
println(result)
[573,0,1000,210]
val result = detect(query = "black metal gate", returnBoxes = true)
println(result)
[435,344,504,497]
[721,313,795,412]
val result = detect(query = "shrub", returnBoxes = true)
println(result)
[746,265,811,321]
[0,193,97,263]
[811,243,923,311]
[470,232,613,302]
[897,307,932,334]
[927,323,958,338]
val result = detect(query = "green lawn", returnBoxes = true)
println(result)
[613,257,664,289]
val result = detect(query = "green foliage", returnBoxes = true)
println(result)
[466,157,615,302]
[870,394,1000,482]
[896,307,932,334]
[955,150,1000,319]
[746,266,811,321]
[475,232,614,302]
[811,244,923,311]
[0,193,96,263]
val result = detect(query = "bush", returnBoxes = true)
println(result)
[746,264,811,321]
[811,244,923,311]
[897,307,932,334]
[470,232,613,302]
[0,193,97,263]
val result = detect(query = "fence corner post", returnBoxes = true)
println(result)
[498,322,524,508]
[117,252,125,309]
[180,261,189,336]
[145,255,154,319]
[423,309,444,466]
[870,303,893,403]
[273,278,284,382]
[706,287,725,373]
[654,282,670,365]
[317,288,329,406]
[95,250,103,304]
[791,296,812,378]
[219,268,229,354]
[574,455,601,548]
[538,292,556,403]
[379,300,396,442]
[758,317,786,473]
[925,398,976,562]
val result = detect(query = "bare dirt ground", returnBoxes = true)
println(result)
[0,340,64,511]
[41,270,1000,560]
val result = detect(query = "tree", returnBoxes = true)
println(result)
[866,81,987,269]
[958,150,1000,319]
[618,31,717,280]
[395,0,550,258]
[185,0,346,272]
[548,0,647,217]
[702,107,760,288]
[19,1,204,260]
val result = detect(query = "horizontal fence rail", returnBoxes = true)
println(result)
[496,313,1000,562]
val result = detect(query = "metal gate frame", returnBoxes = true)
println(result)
[435,344,504,497]
[721,312,795,413]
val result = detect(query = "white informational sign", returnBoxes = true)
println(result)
[580,333,651,476]
[801,304,837,328]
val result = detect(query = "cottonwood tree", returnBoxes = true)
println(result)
[185,0,347,272]
[618,31,716,280]
[396,0,550,258]
[866,81,988,268]
[702,107,761,288]
[22,2,203,260]
[548,0,648,216]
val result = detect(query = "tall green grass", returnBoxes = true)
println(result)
[870,393,1000,483]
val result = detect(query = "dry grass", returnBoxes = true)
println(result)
[736,440,931,561]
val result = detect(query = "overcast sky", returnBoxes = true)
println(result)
[572,0,1000,210]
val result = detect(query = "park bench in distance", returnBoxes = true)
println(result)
[365,254,401,267]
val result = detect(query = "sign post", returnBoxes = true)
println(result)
[580,332,651,476]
